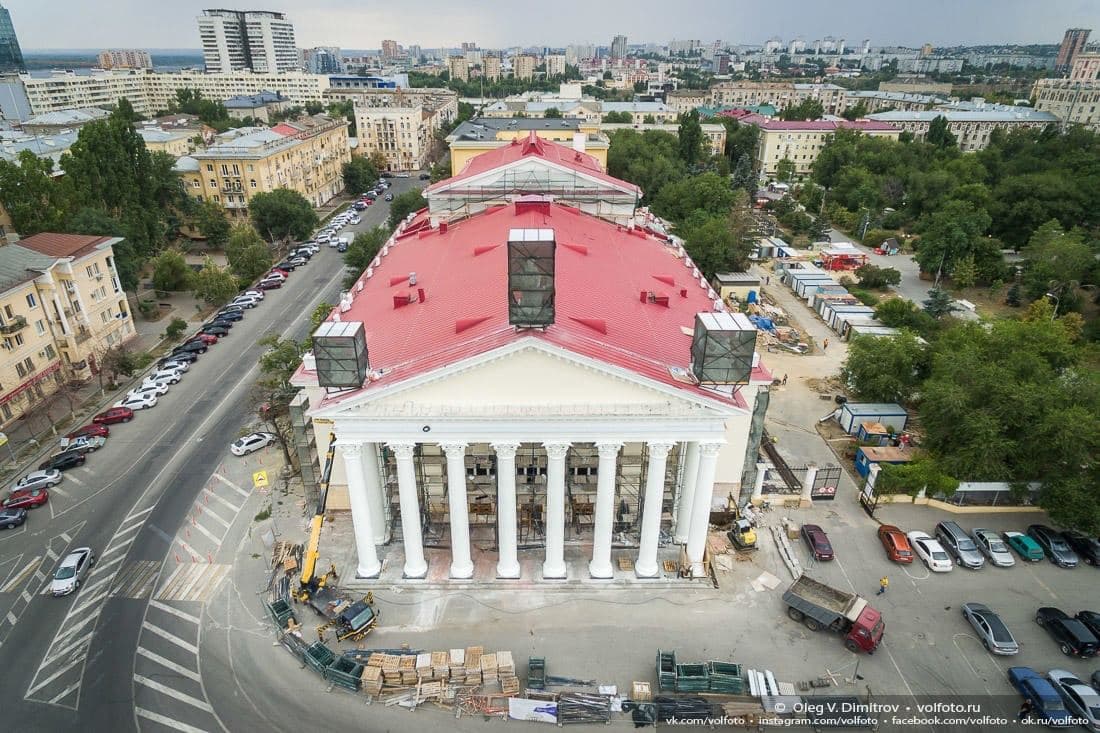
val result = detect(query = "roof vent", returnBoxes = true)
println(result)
[312,320,369,388]
[640,291,671,307]
[690,312,757,386]
[408,271,417,285]
[507,228,556,328]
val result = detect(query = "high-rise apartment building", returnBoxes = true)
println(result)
[461,42,478,52]
[483,54,501,82]
[381,39,400,59]
[565,44,595,64]
[301,47,343,74]
[545,54,566,77]
[513,55,537,81]
[96,49,153,70]
[0,3,24,73]
[197,9,297,73]
[1056,28,1091,74]
[448,56,469,82]
[611,35,627,60]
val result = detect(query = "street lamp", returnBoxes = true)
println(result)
[1045,291,1060,321]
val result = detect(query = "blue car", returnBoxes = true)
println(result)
[1008,667,1073,727]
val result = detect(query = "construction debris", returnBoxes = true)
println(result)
[557,692,612,725]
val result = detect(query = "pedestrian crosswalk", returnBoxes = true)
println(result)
[111,561,160,599]
[154,564,232,603]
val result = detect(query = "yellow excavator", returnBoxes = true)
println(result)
[293,433,340,602]
[726,494,758,552]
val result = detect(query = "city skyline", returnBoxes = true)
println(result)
[5,0,1099,51]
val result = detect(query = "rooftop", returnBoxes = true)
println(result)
[0,130,78,167]
[737,113,899,132]
[867,107,1059,123]
[0,244,58,294]
[17,232,120,260]
[302,199,770,410]
[21,107,109,127]
[449,117,583,142]
[223,90,288,108]
[137,128,192,144]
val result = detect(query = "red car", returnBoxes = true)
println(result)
[64,424,109,442]
[801,523,834,561]
[878,524,914,563]
[92,406,134,424]
[257,278,283,290]
[3,488,49,510]
[268,268,290,277]
[188,333,219,345]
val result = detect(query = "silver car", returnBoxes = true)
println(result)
[51,547,96,596]
[962,602,1019,655]
[12,469,62,492]
[972,528,1016,567]
[1047,669,1100,730]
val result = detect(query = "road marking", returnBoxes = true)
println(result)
[141,620,198,654]
[136,647,201,682]
[100,535,137,558]
[43,631,94,668]
[71,589,110,614]
[113,521,143,540]
[175,536,202,559]
[202,489,238,514]
[198,502,230,529]
[21,589,33,602]
[1,555,41,593]
[60,532,71,543]
[26,657,82,696]
[212,473,250,500]
[111,561,160,599]
[155,564,231,603]
[65,474,84,486]
[5,611,15,624]
[45,547,59,561]
[135,707,210,733]
[123,506,156,526]
[48,485,71,498]
[48,681,80,705]
[134,674,214,713]
[149,599,201,625]
[51,612,97,646]
[191,519,221,545]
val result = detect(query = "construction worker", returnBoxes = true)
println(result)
[877,576,889,595]
[822,338,830,350]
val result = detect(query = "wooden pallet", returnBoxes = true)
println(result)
[618,556,634,571]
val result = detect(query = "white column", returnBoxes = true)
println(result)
[441,442,473,579]
[686,442,722,577]
[362,442,386,543]
[752,462,767,503]
[589,442,621,579]
[673,442,700,543]
[542,442,570,579]
[800,462,818,506]
[338,443,381,578]
[636,441,674,578]
[493,442,521,579]
[389,442,427,578]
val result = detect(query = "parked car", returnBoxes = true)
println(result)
[200,324,230,337]
[0,507,27,529]
[60,424,109,449]
[380,171,393,178]
[384,193,394,201]
[348,215,361,225]
[2,488,48,510]
[1077,611,1100,640]
[64,435,106,455]
[1036,607,1100,657]
[230,431,278,456]
[801,524,834,561]
[877,525,913,563]
[38,450,86,472]
[157,358,192,373]
[1008,667,1073,727]
[419,172,431,180]
[187,333,219,345]
[972,528,1015,567]
[352,202,366,211]
[1028,525,1080,568]
[240,288,265,300]
[1046,669,1100,731]
[907,531,953,572]
[258,278,283,290]
[936,521,985,569]
[1004,531,1045,562]
[92,406,134,424]
[113,393,158,411]
[336,241,349,253]
[127,383,168,400]
[12,469,62,491]
[217,309,246,321]
[272,259,302,271]
[145,368,184,384]
[1064,531,1100,567]
[962,602,1019,655]
[266,269,288,280]
[395,171,410,178]
[50,547,95,596]
[206,318,234,330]
[316,232,333,243]
[171,341,207,355]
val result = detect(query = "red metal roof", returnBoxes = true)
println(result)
[268,123,297,136]
[17,233,115,259]
[308,200,771,411]
[426,132,641,196]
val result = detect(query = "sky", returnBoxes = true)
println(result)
[7,0,1100,51]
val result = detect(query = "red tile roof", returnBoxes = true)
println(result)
[17,233,115,259]
[307,199,770,411]
[427,132,641,196]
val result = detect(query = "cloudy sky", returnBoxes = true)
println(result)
[8,0,1100,50]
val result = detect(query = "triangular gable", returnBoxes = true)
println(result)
[427,155,640,199]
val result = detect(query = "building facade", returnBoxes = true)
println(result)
[137,128,194,156]
[354,106,435,171]
[0,2,24,73]
[448,56,469,82]
[96,49,152,70]
[545,54,566,77]
[1055,28,1091,74]
[301,47,343,74]
[742,115,901,178]
[482,55,501,82]
[709,81,848,116]
[223,90,292,123]
[1032,78,1100,132]
[513,55,537,81]
[176,115,350,214]
[1070,52,1100,82]
[197,9,298,73]
[446,118,608,175]
[867,105,1060,152]
[611,34,628,60]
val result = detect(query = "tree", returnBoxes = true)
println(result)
[225,225,272,280]
[368,150,389,172]
[342,157,379,196]
[602,111,633,123]
[913,200,993,278]
[677,110,705,166]
[808,214,831,243]
[544,107,563,118]
[1020,220,1095,302]
[310,302,333,332]
[194,199,230,249]
[643,114,657,124]
[248,189,318,242]
[950,254,978,289]
[725,189,757,272]
[151,249,191,292]
[840,101,870,121]
[678,212,735,280]
[730,153,755,194]
[926,115,957,149]
[254,335,307,467]
[0,150,68,234]
[875,457,959,498]
[345,226,388,274]
[775,158,796,183]
[922,287,958,319]
[97,345,138,391]
[854,264,902,289]
[875,298,938,337]
[164,317,188,340]
[191,256,238,303]
[779,99,824,121]
[842,331,929,403]
[387,190,427,230]
[653,172,735,223]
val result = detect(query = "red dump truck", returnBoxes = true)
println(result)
[782,575,884,653]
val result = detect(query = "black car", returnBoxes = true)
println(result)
[201,324,230,337]
[418,172,431,180]
[336,242,349,252]
[158,352,198,368]
[273,260,301,271]
[1028,525,1080,568]
[39,450,87,472]
[0,507,27,529]
[1036,607,1100,657]
[215,309,244,321]
[172,340,207,356]
[1077,611,1100,639]
[1064,531,1100,566]
[380,171,393,178]
[352,202,367,211]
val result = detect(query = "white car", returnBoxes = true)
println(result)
[241,289,265,300]
[13,469,62,492]
[230,431,278,456]
[158,359,190,372]
[395,172,410,178]
[144,369,183,385]
[316,232,332,243]
[114,393,157,411]
[128,383,169,400]
[263,271,287,281]
[230,297,260,309]
[907,531,954,572]
[51,547,95,596]
[1047,669,1100,730]
[349,215,361,225]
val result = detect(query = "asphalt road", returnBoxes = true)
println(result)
[0,178,423,732]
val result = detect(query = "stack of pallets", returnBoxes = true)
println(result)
[480,652,498,685]
[675,663,710,693]
[656,649,677,691]
[416,653,432,680]
[500,675,520,696]
[449,648,466,683]
[381,654,402,687]
[707,662,745,694]
[431,651,450,681]
[399,654,417,685]
[464,646,483,685]
[361,666,383,696]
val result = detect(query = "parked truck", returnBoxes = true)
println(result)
[782,575,884,653]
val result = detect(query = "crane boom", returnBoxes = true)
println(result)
[297,433,337,598]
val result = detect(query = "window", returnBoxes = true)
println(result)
[3,305,12,319]
[209,179,216,188]
[206,164,213,172]
[221,164,229,175]
[25,293,37,308]
[100,311,110,323]
[13,333,23,347]
[1,404,10,421]
[34,320,45,336]
[44,344,55,359]
[250,179,257,188]
[213,195,220,202]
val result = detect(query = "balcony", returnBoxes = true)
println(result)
[0,316,27,335]
[74,330,91,345]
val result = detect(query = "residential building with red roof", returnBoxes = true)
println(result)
[736,112,901,179]
[290,136,773,585]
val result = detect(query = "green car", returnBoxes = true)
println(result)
[1003,531,1044,561]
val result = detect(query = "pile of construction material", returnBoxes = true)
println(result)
[557,692,612,725]
[656,649,747,695]
[354,647,518,699]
